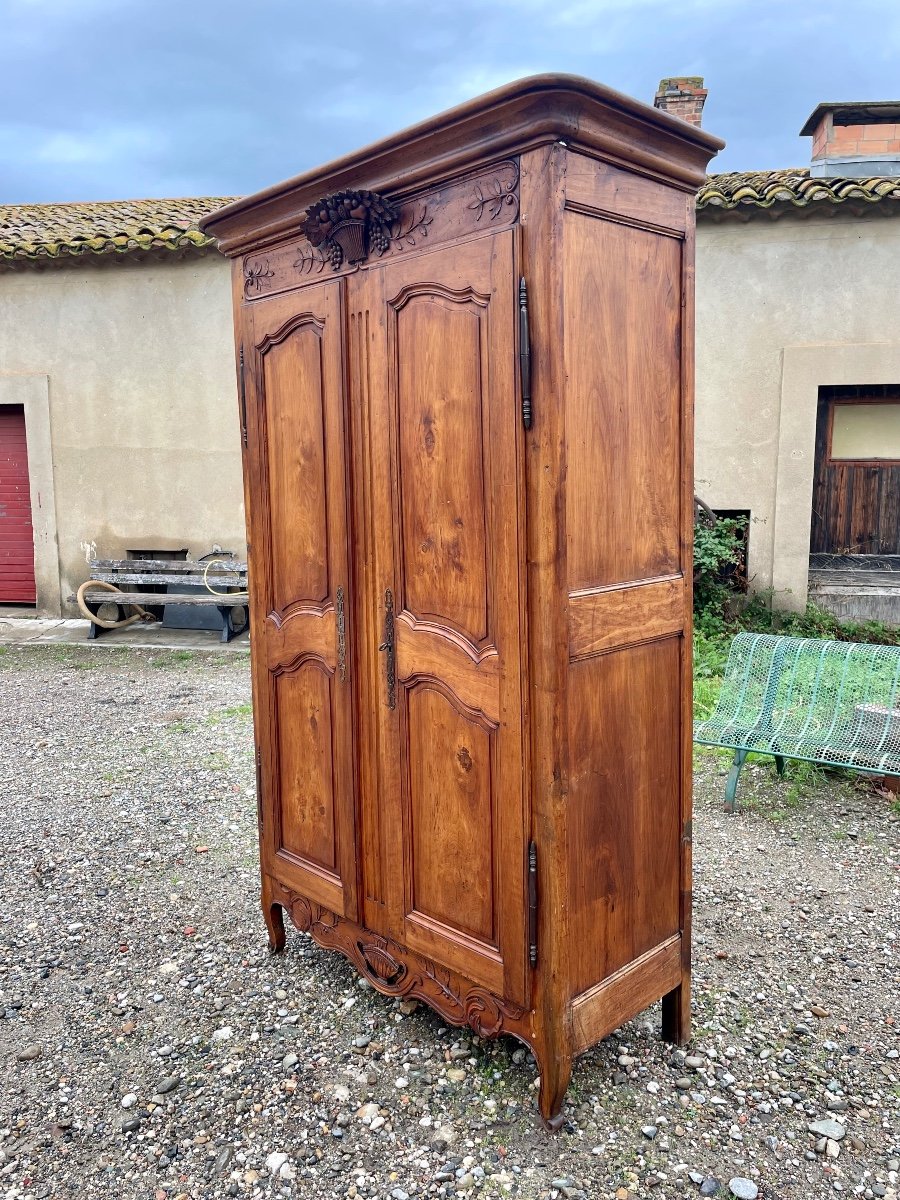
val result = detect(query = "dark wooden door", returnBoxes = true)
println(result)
[811,388,900,555]
[0,406,36,604]
[246,281,358,919]
[352,232,528,1003]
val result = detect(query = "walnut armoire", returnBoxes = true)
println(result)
[201,75,722,1129]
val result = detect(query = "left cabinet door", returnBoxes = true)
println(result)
[244,280,358,920]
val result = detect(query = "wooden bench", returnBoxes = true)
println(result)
[71,559,249,643]
[694,631,900,810]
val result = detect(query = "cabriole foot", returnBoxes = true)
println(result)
[536,1047,573,1131]
[261,877,286,952]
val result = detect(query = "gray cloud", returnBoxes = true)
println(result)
[2,0,898,202]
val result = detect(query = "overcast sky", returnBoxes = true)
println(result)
[2,0,898,204]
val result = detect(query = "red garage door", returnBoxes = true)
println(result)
[0,407,36,604]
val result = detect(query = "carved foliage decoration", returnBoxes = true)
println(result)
[302,189,399,271]
[275,883,528,1043]
[469,160,520,222]
[244,260,275,295]
[389,203,432,251]
[292,244,328,277]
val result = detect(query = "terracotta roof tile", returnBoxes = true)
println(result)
[0,197,236,266]
[697,168,900,213]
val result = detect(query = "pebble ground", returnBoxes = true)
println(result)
[0,644,897,1200]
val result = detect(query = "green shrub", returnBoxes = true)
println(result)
[737,591,899,645]
[693,514,748,638]
[693,512,899,648]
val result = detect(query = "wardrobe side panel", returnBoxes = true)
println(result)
[562,160,692,1000]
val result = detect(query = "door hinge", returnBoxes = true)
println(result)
[527,840,538,967]
[518,277,532,430]
[239,345,248,447]
[254,746,263,826]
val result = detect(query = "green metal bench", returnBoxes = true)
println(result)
[694,632,900,810]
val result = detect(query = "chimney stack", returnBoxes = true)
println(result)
[800,101,900,178]
[654,77,708,128]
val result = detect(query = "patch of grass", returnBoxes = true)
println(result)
[739,593,900,646]
[205,703,253,725]
[202,750,231,771]
[693,675,722,722]
[149,650,196,668]
[693,630,728,720]
[742,783,805,822]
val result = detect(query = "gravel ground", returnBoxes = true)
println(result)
[0,644,897,1200]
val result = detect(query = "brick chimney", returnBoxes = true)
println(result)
[801,101,900,178]
[654,77,708,127]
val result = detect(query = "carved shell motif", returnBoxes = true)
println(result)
[302,189,399,271]
[358,941,407,987]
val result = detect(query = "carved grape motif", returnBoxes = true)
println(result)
[302,189,398,270]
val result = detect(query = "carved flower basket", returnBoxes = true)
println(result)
[330,219,367,264]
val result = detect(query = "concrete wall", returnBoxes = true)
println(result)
[0,254,243,615]
[695,209,900,610]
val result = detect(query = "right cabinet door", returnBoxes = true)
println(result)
[356,231,529,1005]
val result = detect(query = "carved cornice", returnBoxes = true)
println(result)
[202,75,723,257]
[271,880,530,1043]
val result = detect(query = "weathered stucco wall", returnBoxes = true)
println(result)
[695,210,900,609]
[0,255,242,615]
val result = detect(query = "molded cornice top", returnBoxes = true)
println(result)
[201,74,724,257]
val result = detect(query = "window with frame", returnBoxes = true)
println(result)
[829,393,900,463]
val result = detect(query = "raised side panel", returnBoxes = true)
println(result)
[571,935,683,1054]
[562,160,692,1019]
[565,210,682,590]
[564,157,689,233]
[567,639,682,995]
[569,576,684,658]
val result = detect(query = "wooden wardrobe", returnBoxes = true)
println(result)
[201,75,721,1129]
